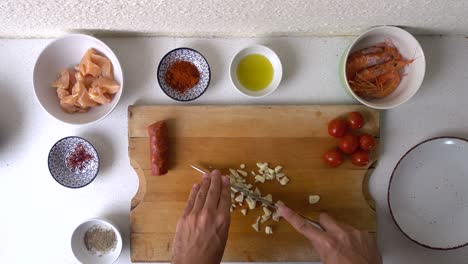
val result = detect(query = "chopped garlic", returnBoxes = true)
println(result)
[255,175,266,183]
[237,169,248,177]
[263,194,273,203]
[280,176,290,186]
[265,226,273,235]
[276,173,285,178]
[241,209,248,215]
[251,171,256,176]
[232,204,236,208]
[240,164,246,169]
[230,187,238,193]
[258,169,264,175]
[230,193,235,199]
[272,211,280,222]
[235,194,244,203]
[261,214,270,223]
[274,166,283,173]
[238,202,243,207]
[229,168,240,177]
[246,197,256,209]
[263,207,272,216]
[252,217,261,232]
[260,163,269,171]
[309,195,321,204]
[245,184,253,190]
[268,168,275,175]
[230,207,233,213]
[254,187,261,195]
[256,163,263,168]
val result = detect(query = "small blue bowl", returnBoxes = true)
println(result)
[157,47,211,102]
[48,136,100,188]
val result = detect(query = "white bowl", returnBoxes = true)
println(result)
[33,34,123,125]
[71,218,123,264]
[340,26,426,109]
[230,45,282,97]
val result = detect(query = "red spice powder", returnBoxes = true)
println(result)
[165,61,200,93]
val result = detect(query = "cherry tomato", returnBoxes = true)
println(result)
[347,112,364,130]
[350,150,370,166]
[338,134,359,154]
[323,149,344,168]
[328,118,347,138]
[359,134,376,151]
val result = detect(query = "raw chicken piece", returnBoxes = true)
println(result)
[91,76,120,94]
[60,95,79,113]
[79,49,101,77]
[91,53,113,79]
[75,71,95,88]
[72,81,98,108]
[56,88,70,100]
[52,70,71,90]
[89,86,111,105]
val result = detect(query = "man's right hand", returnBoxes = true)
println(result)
[278,205,382,264]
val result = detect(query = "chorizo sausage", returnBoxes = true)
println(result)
[147,120,169,176]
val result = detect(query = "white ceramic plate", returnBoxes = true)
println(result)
[388,137,468,249]
[340,26,426,109]
[230,45,282,98]
[33,34,123,125]
[71,218,123,264]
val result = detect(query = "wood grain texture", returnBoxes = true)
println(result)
[129,105,379,262]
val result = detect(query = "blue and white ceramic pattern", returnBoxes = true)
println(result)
[48,137,99,188]
[157,48,211,101]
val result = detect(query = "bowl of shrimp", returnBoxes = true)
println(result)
[340,26,426,109]
[33,34,123,125]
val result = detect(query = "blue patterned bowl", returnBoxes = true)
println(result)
[48,136,100,188]
[157,48,211,101]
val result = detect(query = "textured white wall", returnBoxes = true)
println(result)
[0,0,467,37]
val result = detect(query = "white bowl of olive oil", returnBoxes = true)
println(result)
[230,45,282,97]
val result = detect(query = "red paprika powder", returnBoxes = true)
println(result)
[165,61,200,93]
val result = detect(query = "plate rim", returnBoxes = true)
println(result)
[48,136,100,189]
[387,136,468,250]
[157,47,211,102]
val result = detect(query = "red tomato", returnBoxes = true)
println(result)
[350,150,370,166]
[323,149,344,167]
[347,112,364,130]
[338,134,359,154]
[328,118,347,138]
[359,134,376,151]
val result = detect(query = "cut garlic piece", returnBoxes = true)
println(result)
[276,173,285,178]
[251,171,256,176]
[280,176,290,186]
[252,217,260,232]
[237,169,248,177]
[230,193,235,199]
[254,187,261,195]
[240,164,246,169]
[260,163,269,171]
[309,195,321,204]
[261,214,270,223]
[272,211,280,222]
[255,175,266,183]
[241,209,247,215]
[274,166,283,173]
[229,168,240,177]
[235,194,244,203]
[268,168,275,175]
[246,197,256,210]
[238,203,243,207]
[231,187,238,193]
[232,204,236,208]
[245,184,253,190]
[263,207,272,216]
[263,194,272,203]
[265,226,273,235]
[256,163,263,168]
[230,207,233,213]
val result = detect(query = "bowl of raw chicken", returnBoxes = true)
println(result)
[34,34,123,125]
[341,26,426,109]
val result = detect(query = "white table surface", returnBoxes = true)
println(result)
[0,36,467,264]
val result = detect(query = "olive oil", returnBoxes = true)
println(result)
[237,54,273,91]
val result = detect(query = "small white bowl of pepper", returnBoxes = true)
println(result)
[71,219,122,264]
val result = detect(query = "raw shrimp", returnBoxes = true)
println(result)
[346,52,393,79]
[350,71,401,99]
[354,59,412,83]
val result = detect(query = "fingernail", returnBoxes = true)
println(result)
[203,173,209,178]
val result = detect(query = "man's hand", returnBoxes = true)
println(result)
[279,205,382,264]
[172,170,231,264]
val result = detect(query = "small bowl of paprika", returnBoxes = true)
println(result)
[157,47,211,101]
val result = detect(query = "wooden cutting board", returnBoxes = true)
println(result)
[128,105,379,262]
